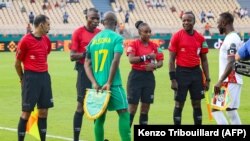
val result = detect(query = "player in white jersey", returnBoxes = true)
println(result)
[212,12,243,125]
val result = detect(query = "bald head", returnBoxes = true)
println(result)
[103,11,117,27]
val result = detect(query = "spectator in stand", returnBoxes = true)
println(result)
[29,12,35,25]
[26,23,32,34]
[244,8,248,17]
[128,0,135,12]
[200,11,206,23]
[146,1,153,8]
[240,8,245,19]
[60,0,66,8]
[204,22,212,36]
[30,0,35,3]
[119,22,125,35]
[170,6,176,13]
[63,12,69,23]
[20,5,26,13]
[42,3,47,10]
[206,11,214,20]
[54,1,59,8]
[47,2,52,10]
[159,0,165,7]
[156,0,161,8]
[233,7,240,18]
[179,10,184,19]
[125,11,129,23]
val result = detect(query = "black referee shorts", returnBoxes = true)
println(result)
[75,62,91,103]
[175,65,205,102]
[127,69,155,104]
[21,70,54,112]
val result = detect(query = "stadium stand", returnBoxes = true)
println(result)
[0,0,249,37]
[112,0,250,37]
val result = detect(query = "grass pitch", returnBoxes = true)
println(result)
[0,49,249,141]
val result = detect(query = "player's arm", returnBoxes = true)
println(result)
[84,54,99,90]
[200,53,210,91]
[155,47,164,69]
[155,60,163,69]
[214,43,236,94]
[70,50,86,61]
[70,30,85,61]
[169,51,178,90]
[104,52,121,90]
[15,59,23,82]
[128,53,142,64]
[236,39,250,61]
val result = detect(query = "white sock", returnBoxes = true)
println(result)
[212,111,228,125]
[226,110,241,125]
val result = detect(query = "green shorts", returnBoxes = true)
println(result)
[107,85,128,111]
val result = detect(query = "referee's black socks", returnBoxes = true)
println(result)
[139,113,148,125]
[18,117,28,141]
[173,107,183,125]
[38,117,47,141]
[193,108,202,125]
[73,111,83,141]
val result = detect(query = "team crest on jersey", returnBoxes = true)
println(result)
[127,46,133,52]
[202,41,208,48]
[157,47,163,53]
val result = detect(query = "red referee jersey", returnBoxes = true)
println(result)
[127,39,164,71]
[169,29,208,67]
[70,26,101,64]
[16,33,51,72]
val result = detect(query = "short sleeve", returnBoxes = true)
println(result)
[114,36,124,54]
[70,30,79,51]
[201,40,209,54]
[168,33,179,52]
[16,38,27,61]
[126,40,136,56]
[155,44,164,61]
[45,35,52,54]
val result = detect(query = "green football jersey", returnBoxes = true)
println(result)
[86,29,124,86]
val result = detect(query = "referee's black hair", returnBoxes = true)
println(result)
[33,14,49,27]
[184,11,195,22]
[87,8,99,15]
[135,20,147,30]
[219,12,234,25]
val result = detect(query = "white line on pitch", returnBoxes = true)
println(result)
[0,126,86,141]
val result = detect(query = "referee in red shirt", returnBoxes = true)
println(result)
[168,12,210,125]
[69,8,100,141]
[127,21,164,127]
[15,14,53,141]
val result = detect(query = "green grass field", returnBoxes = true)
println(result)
[0,49,250,141]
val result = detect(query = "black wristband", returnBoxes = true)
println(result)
[140,55,146,62]
[169,71,176,80]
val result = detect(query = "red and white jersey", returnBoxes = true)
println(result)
[219,32,243,84]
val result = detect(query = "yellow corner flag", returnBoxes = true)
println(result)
[26,107,40,140]
[205,91,213,121]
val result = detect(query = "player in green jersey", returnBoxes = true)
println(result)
[84,11,131,141]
